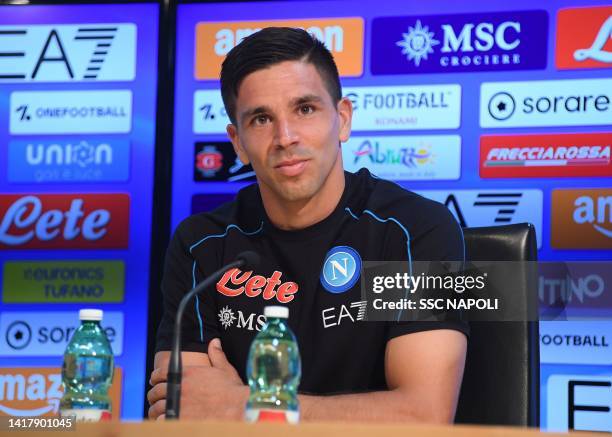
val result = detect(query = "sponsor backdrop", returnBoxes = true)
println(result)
[171,0,611,431]
[0,3,159,419]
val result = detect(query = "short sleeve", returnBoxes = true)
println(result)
[384,200,470,340]
[155,221,221,353]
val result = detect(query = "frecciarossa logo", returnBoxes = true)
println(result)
[0,194,129,249]
[216,268,298,304]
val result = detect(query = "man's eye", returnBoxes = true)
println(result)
[253,115,269,125]
[299,105,314,115]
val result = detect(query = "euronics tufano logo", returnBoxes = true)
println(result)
[0,24,136,82]
[556,6,612,70]
[479,133,612,178]
[480,79,612,128]
[551,189,612,249]
[370,10,548,75]
[8,139,130,183]
[195,18,364,79]
[0,367,122,417]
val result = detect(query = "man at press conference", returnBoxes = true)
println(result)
[147,27,468,422]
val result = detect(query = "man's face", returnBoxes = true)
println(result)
[227,60,352,203]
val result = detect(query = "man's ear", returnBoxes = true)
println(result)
[226,123,250,165]
[337,97,353,143]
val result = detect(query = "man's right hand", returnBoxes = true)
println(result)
[147,350,211,420]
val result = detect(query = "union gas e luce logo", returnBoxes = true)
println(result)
[0,367,122,417]
[480,78,612,128]
[0,23,136,82]
[195,18,363,79]
[371,10,547,74]
[556,6,612,70]
[0,194,129,250]
[480,133,611,178]
[551,189,612,249]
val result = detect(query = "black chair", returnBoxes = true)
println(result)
[455,223,539,427]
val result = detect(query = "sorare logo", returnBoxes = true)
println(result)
[0,194,129,249]
[371,10,548,74]
[556,6,612,71]
[194,142,255,182]
[480,133,612,178]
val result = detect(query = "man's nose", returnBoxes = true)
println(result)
[273,116,299,149]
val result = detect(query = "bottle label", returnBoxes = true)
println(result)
[245,408,299,424]
[60,409,111,422]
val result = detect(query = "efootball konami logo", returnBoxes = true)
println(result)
[396,20,439,66]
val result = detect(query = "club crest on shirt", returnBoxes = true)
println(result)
[320,245,362,294]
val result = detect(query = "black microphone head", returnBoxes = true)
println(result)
[237,251,260,270]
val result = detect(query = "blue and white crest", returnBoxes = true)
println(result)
[320,246,362,294]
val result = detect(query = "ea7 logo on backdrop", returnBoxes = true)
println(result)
[0,194,129,249]
[556,7,612,71]
[415,189,543,248]
[0,24,136,82]
[370,10,547,74]
[217,306,266,332]
[552,189,612,249]
[194,142,255,182]
[216,269,299,304]
[195,18,363,79]
[320,246,362,294]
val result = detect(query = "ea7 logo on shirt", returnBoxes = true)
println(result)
[320,246,362,294]
[216,269,299,304]
[218,306,266,332]
[322,301,367,328]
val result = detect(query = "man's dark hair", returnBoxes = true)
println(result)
[220,27,342,125]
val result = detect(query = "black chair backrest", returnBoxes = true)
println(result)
[455,223,539,427]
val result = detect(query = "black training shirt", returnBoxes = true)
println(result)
[156,168,468,394]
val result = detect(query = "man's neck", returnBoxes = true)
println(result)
[260,164,346,231]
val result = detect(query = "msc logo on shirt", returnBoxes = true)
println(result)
[556,7,612,70]
[320,246,362,294]
[551,189,612,249]
[217,306,266,332]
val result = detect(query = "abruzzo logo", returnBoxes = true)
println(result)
[8,139,130,183]
[371,10,547,74]
[0,24,136,82]
[320,246,362,294]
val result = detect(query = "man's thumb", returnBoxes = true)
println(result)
[208,338,230,368]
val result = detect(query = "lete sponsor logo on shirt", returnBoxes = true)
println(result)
[371,10,547,75]
[479,133,612,178]
[556,6,612,70]
[216,269,298,304]
[0,194,129,249]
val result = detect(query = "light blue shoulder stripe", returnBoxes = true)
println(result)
[188,222,264,342]
[344,207,412,322]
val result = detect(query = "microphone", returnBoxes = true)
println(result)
[165,251,260,419]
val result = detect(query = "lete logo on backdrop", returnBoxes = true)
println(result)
[216,269,299,304]
[556,6,612,70]
[480,133,612,178]
[551,189,612,249]
[0,194,129,249]
[0,367,122,417]
[195,18,363,79]
[370,10,547,74]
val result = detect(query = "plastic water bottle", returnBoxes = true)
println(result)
[60,309,114,421]
[245,306,301,424]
